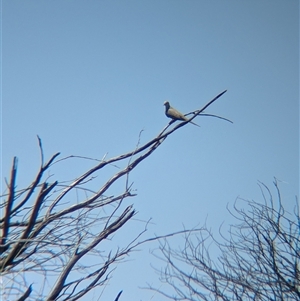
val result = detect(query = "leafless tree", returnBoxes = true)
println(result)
[150,180,300,301]
[0,91,228,300]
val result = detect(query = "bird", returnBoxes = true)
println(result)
[163,101,200,127]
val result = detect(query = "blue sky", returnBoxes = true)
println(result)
[1,1,299,300]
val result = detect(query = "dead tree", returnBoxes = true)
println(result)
[0,90,228,300]
[150,180,300,300]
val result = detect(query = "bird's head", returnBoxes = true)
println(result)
[163,101,170,108]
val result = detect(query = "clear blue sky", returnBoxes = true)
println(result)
[1,1,299,300]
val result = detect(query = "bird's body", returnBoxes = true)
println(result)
[163,101,200,127]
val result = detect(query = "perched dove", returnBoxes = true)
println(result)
[163,101,200,127]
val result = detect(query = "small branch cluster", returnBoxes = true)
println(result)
[150,180,300,301]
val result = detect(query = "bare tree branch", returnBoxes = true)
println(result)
[149,180,300,300]
[114,290,122,301]
[1,91,228,300]
[0,157,18,253]
[16,284,32,301]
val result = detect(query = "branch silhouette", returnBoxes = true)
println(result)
[1,91,228,300]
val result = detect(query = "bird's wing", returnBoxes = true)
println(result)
[167,107,188,121]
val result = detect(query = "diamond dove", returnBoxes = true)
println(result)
[163,101,200,127]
